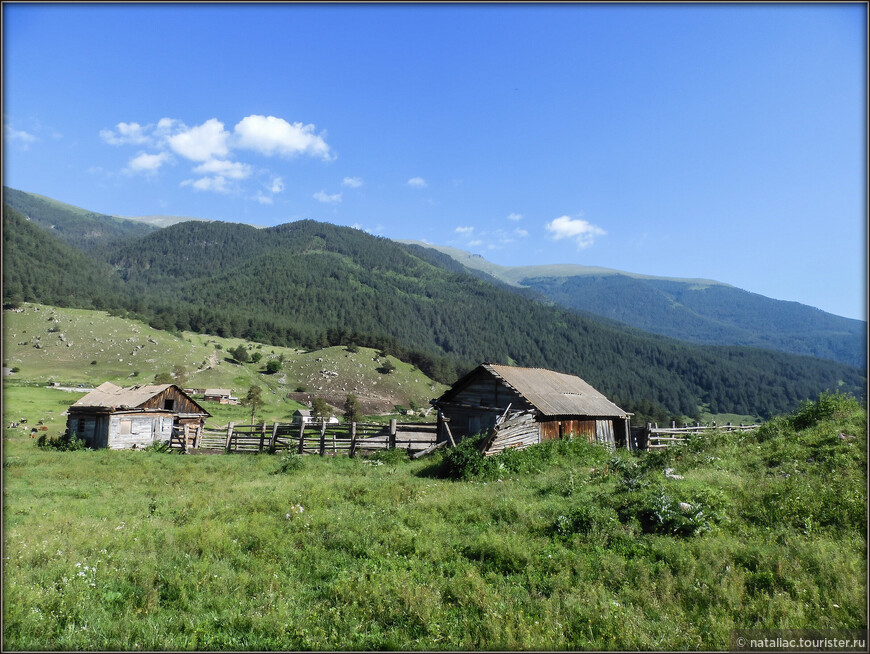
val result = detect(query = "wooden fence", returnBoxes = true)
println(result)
[170,419,438,456]
[639,421,760,450]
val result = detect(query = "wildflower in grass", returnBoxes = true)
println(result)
[285,504,305,520]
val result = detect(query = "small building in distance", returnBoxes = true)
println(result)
[433,363,631,455]
[66,382,210,449]
[291,409,339,426]
[203,388,239,405]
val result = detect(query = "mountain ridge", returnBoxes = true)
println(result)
[399,240,865,368]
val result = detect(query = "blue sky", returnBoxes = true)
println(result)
[3,3,866,320]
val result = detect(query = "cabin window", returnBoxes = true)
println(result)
[163,399,175,411]
[77,418,86,435]
[119,419,132,435]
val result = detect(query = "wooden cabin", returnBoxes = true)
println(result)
[65,382,210,450]
[433,363,631,454]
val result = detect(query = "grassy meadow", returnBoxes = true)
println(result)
[2,391,866,650]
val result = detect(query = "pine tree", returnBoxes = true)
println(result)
[343,394,362,423]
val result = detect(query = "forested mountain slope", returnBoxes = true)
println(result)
[99,219,864,419]
[2,205,127,310]
[3,195,865,421]
[2,186,157,252]
[404,241,866,368]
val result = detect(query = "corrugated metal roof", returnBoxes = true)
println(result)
[485,364,628,418]
[204,389,231,396]
[72,382,174,410]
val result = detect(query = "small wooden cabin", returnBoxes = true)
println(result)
[433,363,631,454]
[66,382,210,450]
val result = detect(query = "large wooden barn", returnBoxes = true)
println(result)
[433,363,631,454]
[66,382,210,450]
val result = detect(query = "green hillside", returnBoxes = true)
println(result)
[3,194,866,421]
[522,274,866,368]
[2,205,127,310]
[2,187,156,252]
[405,241,866,368]
[3,303,446,429]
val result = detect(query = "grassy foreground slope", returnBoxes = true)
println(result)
[2,393,865,650]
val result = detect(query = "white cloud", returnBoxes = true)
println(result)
[342,176,363,188]
[168,118,230,162]
[4,125,38,147]
[514,228,529,238]
[545,215,606,248]
[313,190,342,204]
[193,158,251,180]
[100,113,335,202]
[508,212,523,221]
[407,177,427,188]
[127,151,171,173]
[468,239,483,247]
[234,115,333,160]
[455,226,474,234]
[181,176,229,193]
[100,121,150,145]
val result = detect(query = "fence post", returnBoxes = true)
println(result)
[259,422,266,452]
[297,423,305,454]
[269,422,279,452]
[349,422,357,457]
[319,420,327,456]
[389,419,397,450]
[194,424,202,449]
[225,422,235,453]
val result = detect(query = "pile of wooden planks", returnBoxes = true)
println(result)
[479,411,541,456]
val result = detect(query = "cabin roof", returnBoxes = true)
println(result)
[204,388,232,396]
[71,382,209,415]
[440,363,628,418]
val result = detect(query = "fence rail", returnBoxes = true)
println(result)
[171,419,438,456]
[642,421,760,450]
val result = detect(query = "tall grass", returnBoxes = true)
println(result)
[2,393,866,650]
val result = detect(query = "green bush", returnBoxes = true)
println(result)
[36,431,88,451]
[274,452,304,474]
[439,436,496,480]
[790,391,859,431]
[615,481,727,538]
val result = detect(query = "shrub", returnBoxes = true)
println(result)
[265,359,281,374]
[36,431,88,451]
[274,452,304,474]
[616,482,727,538]
[790,391,859,431]
[439,436,496,480]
